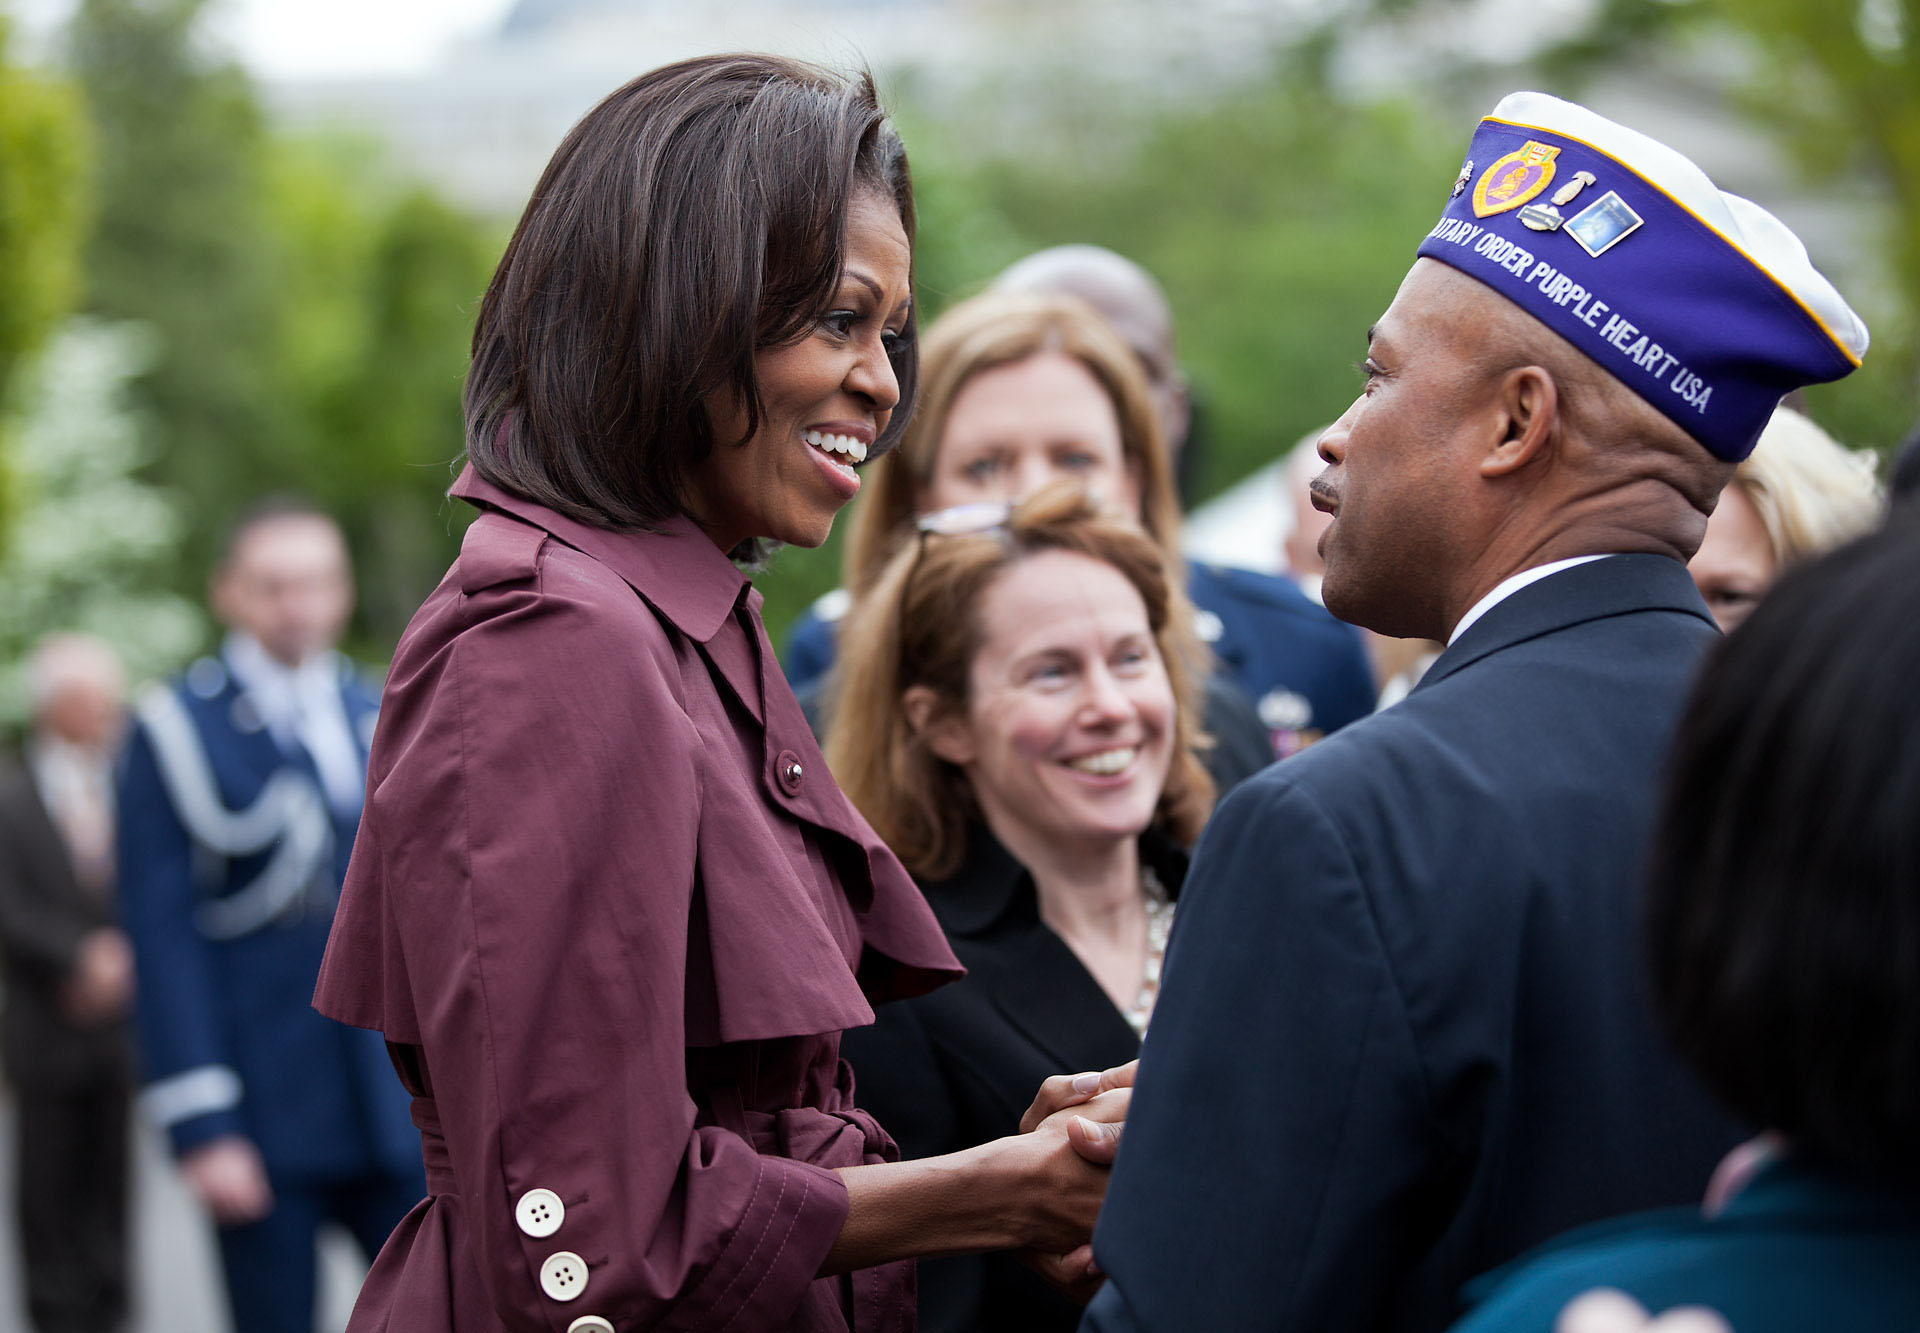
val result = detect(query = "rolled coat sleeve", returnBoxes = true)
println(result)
[375,562,849,1332]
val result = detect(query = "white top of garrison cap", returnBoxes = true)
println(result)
[1487,91,1868,363]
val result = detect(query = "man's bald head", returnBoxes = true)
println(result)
[30,633,126,749]
[993,245,1188,452]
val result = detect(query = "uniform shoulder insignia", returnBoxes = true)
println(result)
[458,514,549,594]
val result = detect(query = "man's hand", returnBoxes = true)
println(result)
[1020,1061,1136,1135]
[1019,1242,1104,1306]
[60,927,135,1027]
[181,1136,274,1227]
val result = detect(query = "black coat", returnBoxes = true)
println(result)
[0,755,131,1090]
[1083,554,1744,1333]
[846,827,1189,1333]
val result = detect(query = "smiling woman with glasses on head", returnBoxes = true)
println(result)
[311,55,1128,1333]
[830,482,1215,1333]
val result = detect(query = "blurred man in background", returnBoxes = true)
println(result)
[0,633,136,1333]
[117,501,419,1333]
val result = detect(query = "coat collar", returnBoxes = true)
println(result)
[449,463,753,646]
[924,822,1190,940]
[1417,553,1715,694]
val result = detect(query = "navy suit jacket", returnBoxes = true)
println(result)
[1083,554,1742,1333]
[116,650,419,1184]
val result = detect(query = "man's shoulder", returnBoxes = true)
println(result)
[1221,700,1459,835]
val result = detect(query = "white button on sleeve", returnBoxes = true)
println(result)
[515,1188,565,1238]
[539,1251,589,1302]
[566,1318,616,1333]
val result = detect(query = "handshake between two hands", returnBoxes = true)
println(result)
[1010,1059,1137,1304]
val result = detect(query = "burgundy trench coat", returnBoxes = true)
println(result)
[314,468,964,1332]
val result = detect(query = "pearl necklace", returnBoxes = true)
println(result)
[1123,865,1175,1038]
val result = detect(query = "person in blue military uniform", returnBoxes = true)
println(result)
[1082,92,1870,1333]
[117,501,421,1333]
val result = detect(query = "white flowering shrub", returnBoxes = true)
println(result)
[0,318,207,723]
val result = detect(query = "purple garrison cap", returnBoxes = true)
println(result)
[1416,92,1867,461]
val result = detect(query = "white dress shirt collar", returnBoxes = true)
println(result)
[1447,555,1613,647]
[222,633,365,815]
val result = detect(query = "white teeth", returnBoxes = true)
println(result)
[803,429,868,464]
[1067,747,1136,776]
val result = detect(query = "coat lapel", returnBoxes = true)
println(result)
[1420,553,1716,693]
[986,927,1142,1073]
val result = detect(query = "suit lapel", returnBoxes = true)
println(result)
[986,925,1142,1072]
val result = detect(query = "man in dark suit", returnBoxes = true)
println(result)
[117,501,421,1333]
[0,634,135,1333]
[1083,92,1870,1333]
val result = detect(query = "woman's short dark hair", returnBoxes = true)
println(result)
[464,54,917,534]
[1647,518,1920,1184]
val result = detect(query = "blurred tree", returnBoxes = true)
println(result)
[71,0,285,543]
[0,15,91,531]
[926,57,1451,498]
[310,186,496,648]
[0,318,204,719]
[69,0,496,656]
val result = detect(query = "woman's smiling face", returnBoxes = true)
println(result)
[926,548,1174,861]
[688,189,913,553]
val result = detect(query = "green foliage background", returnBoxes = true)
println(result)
[3,0,1916,666]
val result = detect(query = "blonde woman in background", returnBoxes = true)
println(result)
[1689,406,1883,632]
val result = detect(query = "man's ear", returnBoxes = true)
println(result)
[1480,364,1560,478]
[903,685,974,765]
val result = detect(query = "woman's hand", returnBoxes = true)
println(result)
[827,1068,1131,1274]
[993,1095,1121,1253]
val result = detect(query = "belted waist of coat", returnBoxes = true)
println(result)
[703,1056,901,1171]
[412,1095,457,1195]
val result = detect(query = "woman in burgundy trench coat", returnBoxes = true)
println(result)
[313,55,1124,1333]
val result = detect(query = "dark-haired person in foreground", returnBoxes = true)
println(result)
[118,503,422,1333]
[314,56,1124,1333]
[1451,517,1920,1332]
[1083,91,1869,1333]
